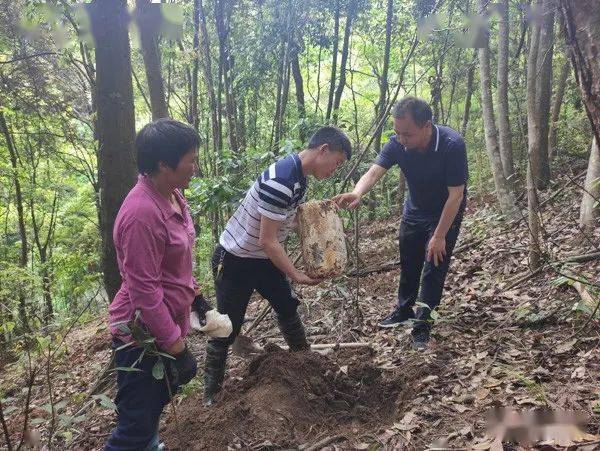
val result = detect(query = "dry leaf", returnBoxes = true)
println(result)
[554,339,577,355]
[570,366,586,379]
[475,387,491,401]
[484,377,502,388]
[453,404,469,413]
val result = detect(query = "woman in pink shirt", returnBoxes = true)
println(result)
[106,119,201,451]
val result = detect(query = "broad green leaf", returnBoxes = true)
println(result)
[152,360,165,380]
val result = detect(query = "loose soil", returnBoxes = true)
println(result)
[161,343,406,450]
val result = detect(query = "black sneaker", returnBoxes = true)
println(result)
[411,325,430,350]
[378,308,414,328]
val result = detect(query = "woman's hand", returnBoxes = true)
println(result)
[165,338,185,355]
[169,345,198,386]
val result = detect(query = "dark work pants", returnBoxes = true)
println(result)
[209,244,301,348]
[396,214,463,325]
[105,341,177,450]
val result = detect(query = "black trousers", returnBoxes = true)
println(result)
[105,340,178,450]
[209,244,300,346]
[396,214,463,323]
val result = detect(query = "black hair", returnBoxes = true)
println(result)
[136,118,200,175]
[307,125,352,160]
[391,97,433,127]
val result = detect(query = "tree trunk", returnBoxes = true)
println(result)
[191,0,201,131]
[29,175,58,325]
[548,61,570,159]
[332,0,357,124]
[526,2,543,269]
[497,0,515,184]
[461,51,477,138]
[198,0,222,165]
[325,0,340,121]
[534,0,555,188]
[40,248,53,324]
[527,1,542,181]
[558,0,600,146]
[477,0,518,219]
[291,49,307,141]
[580,137,600,230]
[373,0,393,155]
[271,33,291,151]
[526,161,542,269]
[136,0,169,120]
[88,0,138,302]
[0,111,30,331]
[215,0,239,152]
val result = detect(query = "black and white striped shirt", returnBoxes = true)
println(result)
[220,153,307,258]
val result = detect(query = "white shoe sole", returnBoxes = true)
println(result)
[378,322,403,328]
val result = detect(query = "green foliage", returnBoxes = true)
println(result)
[0,0,594,344]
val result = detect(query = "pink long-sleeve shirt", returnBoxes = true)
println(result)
[108,175,197,349]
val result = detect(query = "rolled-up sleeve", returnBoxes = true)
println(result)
[120,219,181,349]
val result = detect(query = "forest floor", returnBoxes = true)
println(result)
[1,161,599,450]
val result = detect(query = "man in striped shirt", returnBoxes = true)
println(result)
[203,126,352,405]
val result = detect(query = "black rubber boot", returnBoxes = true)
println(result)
[277,311,310,352]
[203,339,228,406]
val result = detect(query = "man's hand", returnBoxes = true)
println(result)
[332,192,361,210]
[291,270,323,285]
[427,235,446,267]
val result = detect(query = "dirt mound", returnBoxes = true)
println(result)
[161,344,402,450]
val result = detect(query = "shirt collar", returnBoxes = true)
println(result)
[292,153,307,186]
[138,174,180,220]
[426,124,440,153]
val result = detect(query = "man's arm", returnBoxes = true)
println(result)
[427,185,464,266]
[259,215,321,285]
[333,164,388,209]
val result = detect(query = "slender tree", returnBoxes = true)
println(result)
[548,61,570,159]
[136,0,169,120]
[477,0,518,218]
[325,0,341,121]
[332,0,358,124]
[497,0,515,184]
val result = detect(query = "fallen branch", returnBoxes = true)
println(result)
[87,352,116,397]
[299,434,345,451]
[311,342,370,350]
[504,267,544,290]
[346,236,481,277]
[567,274,599,317]
[503,251,600,290]
[244,304,272,335]
[560,251,600,264]
[539,170,587,207]
[283,342,371,351]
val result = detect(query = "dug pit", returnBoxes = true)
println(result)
[161,344,404,450]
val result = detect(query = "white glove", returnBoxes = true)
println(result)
[190,309,232,338]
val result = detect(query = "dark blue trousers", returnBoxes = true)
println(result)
[396,214,463,325]
[105,341,177,450]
